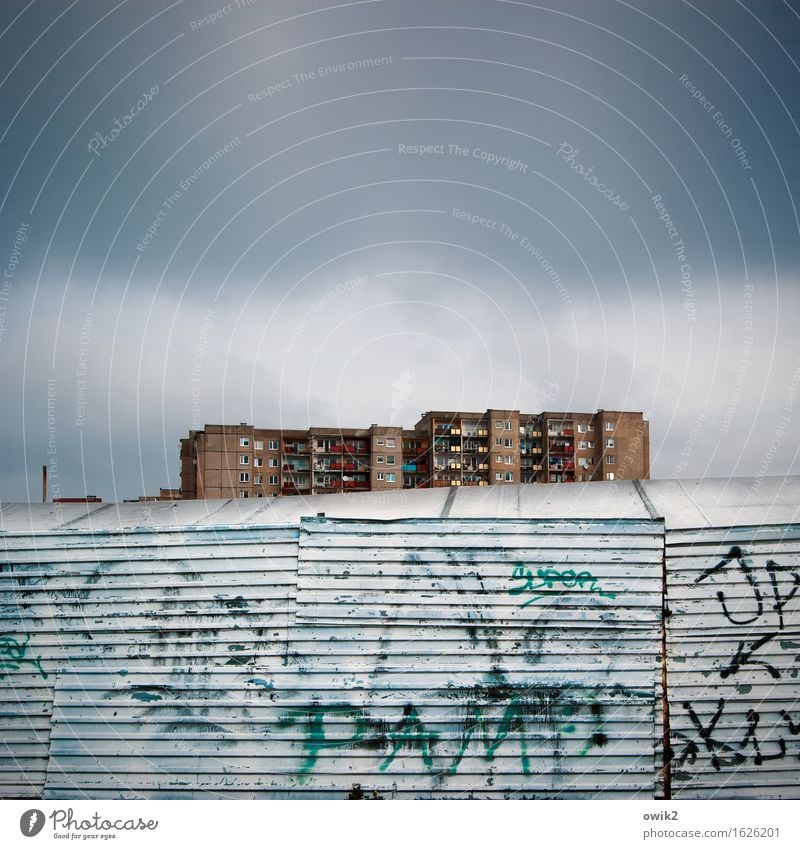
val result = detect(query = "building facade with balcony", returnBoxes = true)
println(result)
[180,409,649,499]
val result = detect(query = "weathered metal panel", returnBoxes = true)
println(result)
[0,524,298,799]
[664,523,800,799]
[41,517,663,798]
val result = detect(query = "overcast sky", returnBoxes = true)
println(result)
[0,0,798,502]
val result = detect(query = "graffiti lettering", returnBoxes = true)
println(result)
[509,563,616,608]
[719,633,780,680]
[695,546,763,625]
[284,690,614,781]
[674,700,800,771]
[0,633,48,680]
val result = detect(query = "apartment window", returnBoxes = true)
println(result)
[239,472,249,483]
[254,457,264,467]
[376,455,384,464]
[386,455,395,465]
[495,472,502,480]
[495,437,502,446]
[257,493,264,498]
[315,439,325,450]
[579,441,587,450]
[588,424,595,432]
[240,437,250,447]
[239,491,249,498]
[505,455,513,465]
[606,472,615,481]
[269,475,278,485]
[504,421,512,431]
[605,422,615,431]
[376,438,384,446]
[254,474,262,484]
[494,421,502,429]
[385,438,396,448]
[504,438,513,448]
[376,471,384,481]
[239,454,249,465]
[606,455,616,465]
[269,458,278,467]
[587,457,594,465]
[267,440,278,451]
[386,472,396,483]
[254,440,263,450]
[505,471,513,481]
[578,424,587,433]
[606,438,615,448]
[587,441,595,449]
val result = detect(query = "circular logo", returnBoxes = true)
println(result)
[19,810,46,837]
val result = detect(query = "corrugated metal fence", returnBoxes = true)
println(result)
[2,477,799,799]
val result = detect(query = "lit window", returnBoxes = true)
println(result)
[269,475,278,485]
[240,437,250,447]
[254,440,263,450]
[239,454,249,465]
[385,438,396,448]
[606,472,615,480]
[254,458,263,467]
[606,455,615,465]
[505,471,513,481]
[606,438,615,448]
[605,422,615,431]
[239,472,249,482]
[377,471,384,481]
[386,472,396,483]
[269,458,278,467]
[376,455,384,464]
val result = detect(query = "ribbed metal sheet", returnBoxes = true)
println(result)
[664,523,800,799]
[0,524,298,798]
[41,517,663,798]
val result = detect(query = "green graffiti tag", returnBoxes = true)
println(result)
[448,694,531,775]
[286,689,615,782]
[0,633,48,680]
[509,563,617,608]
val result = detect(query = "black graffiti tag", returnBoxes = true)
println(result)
[695,546,762,626]
[719,633,780,680]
